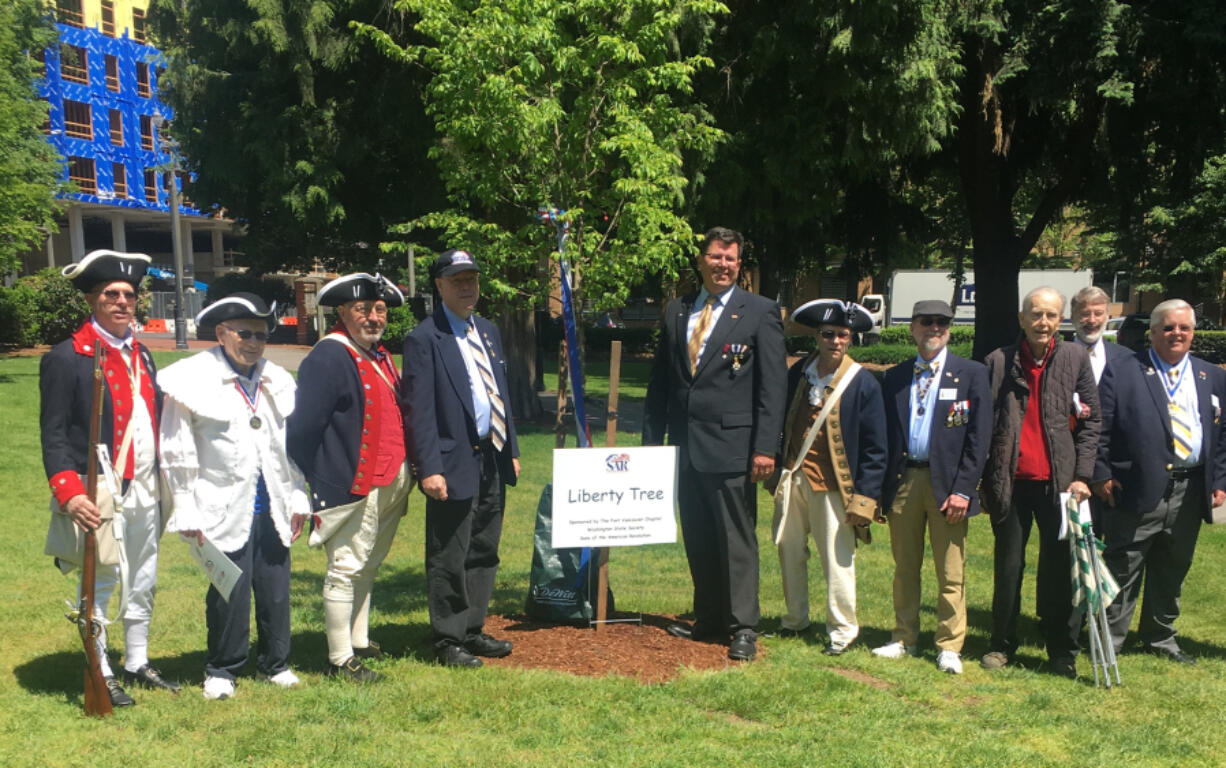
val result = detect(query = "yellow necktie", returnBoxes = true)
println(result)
[688,295,719,375]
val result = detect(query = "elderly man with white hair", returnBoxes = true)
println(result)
[1092,299,1226,664]
[980,286,1100,679]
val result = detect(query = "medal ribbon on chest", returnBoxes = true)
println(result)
[234,378,263,429]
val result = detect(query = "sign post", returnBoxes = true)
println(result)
[594,340,622,630]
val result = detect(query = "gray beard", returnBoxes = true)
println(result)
[1077,330,1102,345]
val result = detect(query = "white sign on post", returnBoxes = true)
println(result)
[551,445,678,548]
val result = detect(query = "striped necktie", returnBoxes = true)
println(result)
[466,321,507,451]
[1168,369,1194,461]
[688,295,719,375]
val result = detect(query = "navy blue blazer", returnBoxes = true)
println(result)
[403,307,519,500]
[781,357,888,502]
[288,338,403,510]
[879,351,992,516]
[643,286,787,474]
[1095,349,1226,521]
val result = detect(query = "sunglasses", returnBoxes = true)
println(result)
[101,288,136,302]
[820,329,851,340]
[917,316,951,327]
[1162,324,1193,333]
[222,326,268,341]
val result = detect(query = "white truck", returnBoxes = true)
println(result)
[861,268,1094,337]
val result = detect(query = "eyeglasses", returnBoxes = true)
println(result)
[350,303,388,317]
[917,316,951,327]
[221,325,268,341]
[101,288,136,302]
[1162,324,1193,333]
[820,329,851,340]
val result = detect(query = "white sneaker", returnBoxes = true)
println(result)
[203,675,235,700]
[872,641,917,659]
[267,669,300,688]
[937,650,963,675]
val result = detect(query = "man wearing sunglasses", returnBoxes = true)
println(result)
[1092,299,1226,664]
[873,301,991,675]
[770,299,886,656]
[158,293,310,699]
[40,249,179,707]
[288,273,410,682]
[644,227,787,662]
[980,286,1100,679]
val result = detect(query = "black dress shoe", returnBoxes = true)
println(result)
[728,632,757,661]
[437,644,483,668]
[776,627,806,639]
[666,622,726,642]
[352,641,384,661]
[464,633,512,658]
[1050,656,1078,679]
[121,664,181,693]
[822,641,851,656]
[1148,646,1196,665]
[327,656,383,682]
[104,676,135,707]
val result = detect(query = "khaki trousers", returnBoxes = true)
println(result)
[887,467,967,651]
[774,479,858,645]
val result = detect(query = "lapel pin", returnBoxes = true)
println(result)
[731,314,739,320]
[1199,371,1207,380]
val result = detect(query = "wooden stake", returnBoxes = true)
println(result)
[595,340,622,631]
[554,340,568,449]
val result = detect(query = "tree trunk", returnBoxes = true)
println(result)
[497,306,543,420]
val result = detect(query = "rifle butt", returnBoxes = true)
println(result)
[83,666,113,717]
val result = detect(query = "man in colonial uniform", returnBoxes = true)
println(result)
[40,249,180,707]
[159,294,311,699]
[403,249,520,668]
[771,299,886,656]
[287,273,410,682]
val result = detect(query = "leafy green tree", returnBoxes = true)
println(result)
[693,0,963,303]
[0,1,63,274]
[149,0,443,274]
[357,0,725,415]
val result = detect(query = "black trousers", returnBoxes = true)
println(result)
[1102,472,1204,653]
[677,457,759,637]
[989,479,1078,660]
[425,442,505,648]
[205,512,291,680]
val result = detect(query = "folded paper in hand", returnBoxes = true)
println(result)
[188,537,242,602]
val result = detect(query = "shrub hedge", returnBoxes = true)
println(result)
[0,268,91,347]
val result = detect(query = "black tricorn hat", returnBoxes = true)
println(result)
[196,292,277,331]
[317,272,405,308]
[791,299,874,333]
[61,249,151,292]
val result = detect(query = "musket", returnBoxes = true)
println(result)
[76,346,113,716]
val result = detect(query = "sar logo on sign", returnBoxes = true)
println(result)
[605,453,630,472]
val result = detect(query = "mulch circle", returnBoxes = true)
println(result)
[481,613,763,683]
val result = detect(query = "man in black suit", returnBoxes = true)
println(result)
[643,226,787,661]
[1093,299,1226,663]
[872,300,991,675]
[403,249,520,668]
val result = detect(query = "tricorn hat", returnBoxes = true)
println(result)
[196,292,277,331]
[61,249,151,292]
[791,299,874,333]
[317,272,405,308]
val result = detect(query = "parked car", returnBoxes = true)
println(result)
[1116,313,1150,352]
[1102,316,1126,342]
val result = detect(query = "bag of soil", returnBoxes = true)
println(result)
[525,483,614,623]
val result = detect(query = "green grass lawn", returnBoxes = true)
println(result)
[4,351,1226,766]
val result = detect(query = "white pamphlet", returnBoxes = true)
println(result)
[188,536,243,602]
